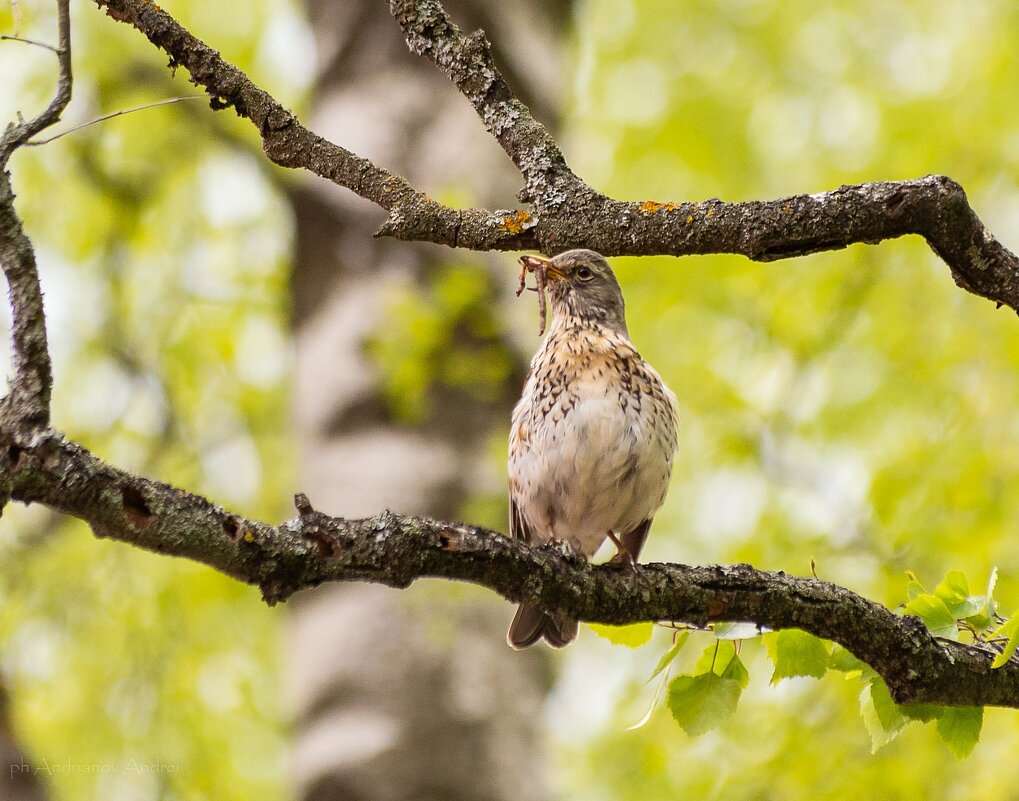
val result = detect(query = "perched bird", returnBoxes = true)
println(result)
[507,249,679,649]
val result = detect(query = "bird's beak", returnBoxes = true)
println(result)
[519,254,567,281]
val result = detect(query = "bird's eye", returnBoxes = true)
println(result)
[576,266,594,281]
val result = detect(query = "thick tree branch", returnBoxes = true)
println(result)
[0,428,1017,709]
[389,0,584,210]
[90,0,1019,317]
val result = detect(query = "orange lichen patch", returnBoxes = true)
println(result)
[638,200,679,214]
[500,210,534,234]
[685,215,694,224]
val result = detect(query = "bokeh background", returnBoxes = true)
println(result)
[4,0,1019,799]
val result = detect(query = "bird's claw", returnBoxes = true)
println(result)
[605,531,640,574]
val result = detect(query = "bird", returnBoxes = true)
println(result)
[507,249,679,649]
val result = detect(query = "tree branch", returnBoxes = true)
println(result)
[92,0,1019,316]
[1,429,1017,709]
[0,0,71,430]
[91,0,539,251]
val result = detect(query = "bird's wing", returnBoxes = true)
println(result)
[509,497,534,544]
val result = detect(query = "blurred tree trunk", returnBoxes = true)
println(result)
[0,681,49,801]
[287,3,569,800]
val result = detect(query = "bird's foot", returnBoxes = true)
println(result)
[541,537,585,565]
[605,531,640,574]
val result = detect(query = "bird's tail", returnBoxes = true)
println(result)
[507,603,578,649]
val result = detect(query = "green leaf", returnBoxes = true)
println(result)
[721,652,750,689]
[934,570,982,619]
[899,704,944,723]
[905,572,927,601]
[647,632,690,683]
[667,672,742,737]
[937,707,983,759]
[693,642,724,674]
[589,622,654,648]
[860,679,908,753]
[766,629,831,683]
[903,594,959,640]
[935,569,969,600]
[712,621,762,640]
[991,610,1019,668]
[967,567,999,629]
[692,641,743,677]
[829,646,870,678]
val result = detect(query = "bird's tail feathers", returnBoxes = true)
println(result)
[507,603,578,649]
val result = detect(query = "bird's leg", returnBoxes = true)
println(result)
[606,519,653,572]
[605,531,639,572]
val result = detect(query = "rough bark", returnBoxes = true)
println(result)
[3,439,1019,708]
[90,0,1019,315]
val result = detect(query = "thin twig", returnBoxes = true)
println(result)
[0,0,72,163]
[0,34,60,53]
[10,0,22,37]
[26,96,204,145]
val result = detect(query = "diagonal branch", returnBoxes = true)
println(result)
[1,428,1017,710]
[0,0,72,161]
[92,0,539,251]
[389,0,584,209]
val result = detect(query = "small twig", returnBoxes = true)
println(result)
[0,34,60,53]
[26,96,204,145]
[0,0,72,163]
[10,0,23,36]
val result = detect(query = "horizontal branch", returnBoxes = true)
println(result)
[1,428,1016,709]
[92,0,1019,318]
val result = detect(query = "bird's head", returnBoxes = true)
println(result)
[519,249,628,335]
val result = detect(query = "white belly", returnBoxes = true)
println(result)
[508,332,678,558]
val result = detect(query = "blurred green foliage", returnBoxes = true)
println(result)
[1,1,309,799]
[553,1,1019,798]
[367,264,517,424]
